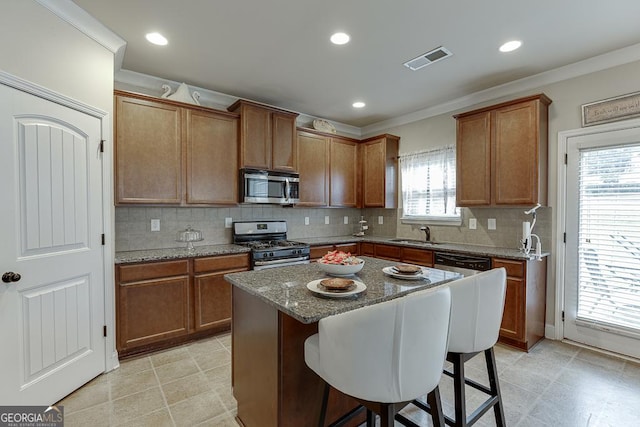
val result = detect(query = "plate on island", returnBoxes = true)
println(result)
[307,279,366,298]
[382,266,429,281]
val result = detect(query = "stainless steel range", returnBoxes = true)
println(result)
[232,220,310,270]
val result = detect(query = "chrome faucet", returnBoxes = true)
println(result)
[420,226,431,242]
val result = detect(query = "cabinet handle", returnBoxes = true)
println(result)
[2,272,21,283]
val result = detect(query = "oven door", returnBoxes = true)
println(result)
[242,169,299,204]
[253,257,310,270]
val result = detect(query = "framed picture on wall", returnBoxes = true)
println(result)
[582,91,640,127]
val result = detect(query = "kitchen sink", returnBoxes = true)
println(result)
[389,239,441,245]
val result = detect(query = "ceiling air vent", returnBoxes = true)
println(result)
[403,46,453,71]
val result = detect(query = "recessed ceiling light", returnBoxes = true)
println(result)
[499,40,521,53]
[146,32,168,46]
[330,32,350,45]
[352,101,366,108]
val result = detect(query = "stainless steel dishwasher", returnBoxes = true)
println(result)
[434,252,492,277]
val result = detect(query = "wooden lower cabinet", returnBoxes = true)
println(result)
[233,287,364,427]
[310,243,359,260]
[116,253,249,357]
[359,242,434,267]
[493,257,547,351]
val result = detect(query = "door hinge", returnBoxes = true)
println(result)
[99,140,105,153]
[562,311,565,322]
[564,153,568,164]
[101,234,105,245]
[563,232,566,243]
[103,325,107,337]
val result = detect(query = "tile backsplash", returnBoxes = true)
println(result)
[115,205,550,253]
[396,207,552,252]
[115,206,397,252]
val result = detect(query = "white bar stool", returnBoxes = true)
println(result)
[398,267,507,427]
[304,286,452,427]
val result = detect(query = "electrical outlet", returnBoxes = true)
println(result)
[324,215,330,225]
[378,216,384,225]
[225,217,233,228]
[469,218,477,230]
[343,216,349,224]
[150,219,160,231]
[305,217,310,225]
[488,218,497,230]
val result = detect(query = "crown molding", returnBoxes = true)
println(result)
[361,42,640,137]
[115,69,362,137]
[35,0,127,69]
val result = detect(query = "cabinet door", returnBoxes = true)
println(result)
[499,277,526,341]
[297,132,329,206]
[272,112,297,172]
[360,242,374,256]
[456,111,491,206]
[493,100,540,205]
[185,109,239,204]
[402,248,433,267]
[374,244,402,261]
[240,104,271,169]
[118,276,190,351]
[362,139,385,207]
[115,95,182,204]
[329,138,358,207]
[193,273,232,331]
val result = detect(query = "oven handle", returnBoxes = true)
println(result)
[254,256,309,266]
[285,178,290,202]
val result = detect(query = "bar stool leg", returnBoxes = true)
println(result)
[318,382,330,427]
[485,348,506,427]
[451,353,467,427]
[366,409,375,427]
[426,386,446,427]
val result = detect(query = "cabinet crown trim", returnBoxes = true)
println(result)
[453,93,552,119]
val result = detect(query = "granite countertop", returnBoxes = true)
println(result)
[115,235,547,264]
[224,256,461,324]
[295,235,548,261]
[114,244,250,264]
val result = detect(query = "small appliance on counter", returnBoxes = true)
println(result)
[233,220,310,270]
[176,226,204,251]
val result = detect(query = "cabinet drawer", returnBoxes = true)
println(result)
[492,258,525,278]
[360,242,374,256]
[194,253,250,273]
[118,260,189,283]
[402,248,434,266]
[374,244,402,261]
[310,245,334,260]
[335,243,358,254]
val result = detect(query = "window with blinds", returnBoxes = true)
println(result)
[399,146,460,223]
[577,143,640,336]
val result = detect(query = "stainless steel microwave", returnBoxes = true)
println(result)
[240,169,300,204]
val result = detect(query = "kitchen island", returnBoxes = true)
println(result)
[224,256,461,427]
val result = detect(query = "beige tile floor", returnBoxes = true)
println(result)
[58,335,640,426]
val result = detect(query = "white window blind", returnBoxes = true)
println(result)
[399,146,460,223]
[577,143,640,336]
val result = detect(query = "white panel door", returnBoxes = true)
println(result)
[0,83,105,404]
[564,124,640,359]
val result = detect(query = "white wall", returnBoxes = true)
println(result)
[381,58,640,334]
[0,0,114,112]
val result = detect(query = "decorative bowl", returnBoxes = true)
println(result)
[316,259,364,276]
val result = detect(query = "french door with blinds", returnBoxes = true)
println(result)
[564,124,640,359]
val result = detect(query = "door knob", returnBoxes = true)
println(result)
[2,272,21,283]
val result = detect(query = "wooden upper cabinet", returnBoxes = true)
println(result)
[361,134,399,208]
[454,94,551,207]
[329,137,358,207]
[185,109,239,205]
[115,95,182,204]
[115,91,240,206]
[297,130,329,206]
[456,111,491,206]
[228,99,298,172]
